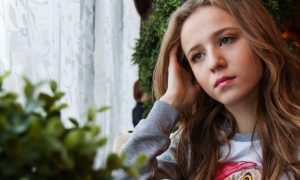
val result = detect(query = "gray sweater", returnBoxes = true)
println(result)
[115,101,295,179]
[116,101,180,179]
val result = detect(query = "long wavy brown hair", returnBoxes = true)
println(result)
[153,0,300,179]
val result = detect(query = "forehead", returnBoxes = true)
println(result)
[181,6,239,51]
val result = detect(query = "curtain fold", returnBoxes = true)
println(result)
[93,0,140,167]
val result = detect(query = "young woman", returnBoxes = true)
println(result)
[117,0,300,179]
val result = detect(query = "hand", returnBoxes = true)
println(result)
[160,45,201,112]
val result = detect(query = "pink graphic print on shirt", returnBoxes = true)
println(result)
[215,161,262,180]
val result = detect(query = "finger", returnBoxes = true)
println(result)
[169,44,178,60]
[169,45,182,70]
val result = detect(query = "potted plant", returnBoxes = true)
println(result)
[0,72,147,180]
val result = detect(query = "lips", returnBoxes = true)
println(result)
[214,76,236,88]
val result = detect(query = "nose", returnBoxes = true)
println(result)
[207,48,227,73]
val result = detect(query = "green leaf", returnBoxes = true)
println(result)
[38,93,53,108]
[60,150,74,170]
[97,137,107,147]
[50,80,57,93]
[63,130,84,150]
[69,117,79,128]
[1,92,18,104]
[106,153,122,170]
[0,116,8,129]
[87,125,100,136]
[87,106,96,121]
[25,100,41,113]
[97,106,111,113]
[120,151,127,162]
[124,167,139,178]
[23,77,35,100]
[135,154,148,169]
[53,92,65,101]
[0,71,11,79]
[46,118,64,137]
[58,103,68,109]
[28,117,43,138]
[49,103,68,112]
[12,120,28,134]
[0,71,11,91]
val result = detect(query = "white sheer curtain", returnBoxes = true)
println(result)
[0,0,96,125]
[93,0,141,167]
[0,0,140,167]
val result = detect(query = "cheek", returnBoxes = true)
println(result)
[191,66,204,83]
[191,66,212,90]
[194,74,214,97]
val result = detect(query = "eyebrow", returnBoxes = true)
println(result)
[186,27,239,57]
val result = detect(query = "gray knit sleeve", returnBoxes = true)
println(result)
[115,100,181,179]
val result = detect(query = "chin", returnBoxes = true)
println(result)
[214,93,245,107]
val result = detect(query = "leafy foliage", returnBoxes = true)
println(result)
[132,0,294,115]
[0,73,147,180]
[261,0,294,29]
[132,0,183,116]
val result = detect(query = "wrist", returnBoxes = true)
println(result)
[159,95,182,112]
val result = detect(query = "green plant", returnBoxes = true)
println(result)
[132,0,295,115]
[261,0,294,29]
[0,72,147,180]
[132,0,183,116]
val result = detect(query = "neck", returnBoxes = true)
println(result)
[225,91,258,134]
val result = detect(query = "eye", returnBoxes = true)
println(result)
[219,36,234,46]
[191,52,205,62]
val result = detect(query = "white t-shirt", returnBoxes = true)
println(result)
[217,133,293,180]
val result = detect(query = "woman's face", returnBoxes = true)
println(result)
[180,6,263,107]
